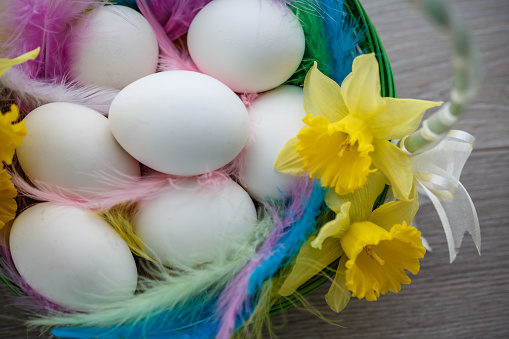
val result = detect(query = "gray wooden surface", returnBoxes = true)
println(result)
[1,0,508,338]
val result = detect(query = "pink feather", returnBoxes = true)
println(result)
[10,162,248,211]
[136,0,213,41]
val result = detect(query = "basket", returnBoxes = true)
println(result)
[0,0,481,338]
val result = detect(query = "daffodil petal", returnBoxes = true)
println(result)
[311,201,351,249]
[371,139,414,201]
[0,47,40,78]
[0,105,26,165]
[304,62,348,121]
[325,171,386,222]
[368,97,442,140]
[279,236,343,297]
[0,170,18,229]
[369,186,419,231]
[325,256,351,313]
[274,137,306,176]
[341,53,386,120]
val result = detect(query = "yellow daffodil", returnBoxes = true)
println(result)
[279,172,425,311]
[275,53,442,201]
[0,47,39,229]
[0,104,26,229]
[0,104,26,165]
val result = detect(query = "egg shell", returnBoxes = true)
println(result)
[70,5,159,89]
[132,177,257,268]
[187,0,305,93]
[109,70,250,176]
[16,102,140,195]
[241,86,306,201]
[9,203,138,311]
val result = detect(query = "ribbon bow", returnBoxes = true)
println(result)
[410,130,481,262]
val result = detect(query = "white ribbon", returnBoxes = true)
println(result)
[410,130,481,263]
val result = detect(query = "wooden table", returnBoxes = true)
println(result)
[1,0,508,337]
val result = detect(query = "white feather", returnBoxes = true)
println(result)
[1,68,119,115]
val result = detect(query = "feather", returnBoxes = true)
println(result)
[136,0,213,41]
[137,0,200,73]
[214,179,326,339]
[284,0,363,85]
[284,0,333,86]
[0,0,103,79]
[321,0,365,83]
[30,211,274,336]
[0,0,114,115]
[9,166,172,211]
[100,203,154,262]
[1,68,118,117]
[10,162,251,212]
[0,243,76,315]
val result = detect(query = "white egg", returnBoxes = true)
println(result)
[132,177,257,268]
[187,0,305,93]
[109,70,250,176]
[9,203,138,311]
[16,102,140,195]
[241,86,306,201]
[70,5,159,89]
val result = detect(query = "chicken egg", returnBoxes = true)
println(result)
[9,203,138,311]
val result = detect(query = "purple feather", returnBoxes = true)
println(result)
[0,0,106,115]
[0,0,102,81]
[136,0,213,41]
[137,0,200,73]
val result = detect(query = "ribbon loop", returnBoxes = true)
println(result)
[408,130,480,262]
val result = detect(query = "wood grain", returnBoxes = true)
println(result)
[1,0,508,338]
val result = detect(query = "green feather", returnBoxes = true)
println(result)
[28,210,273,330]
[284,0,333,86]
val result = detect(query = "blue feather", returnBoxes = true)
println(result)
[321,0,365,83]
[51,300,218,338]
[248,183,326,296]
